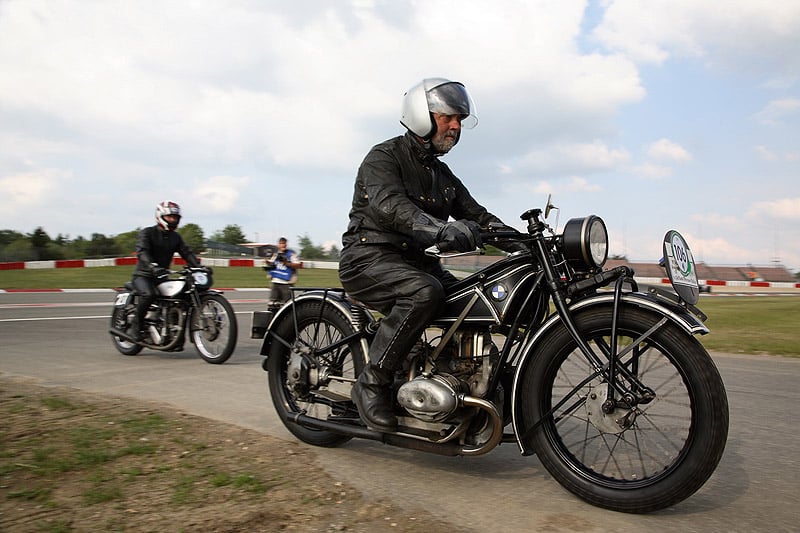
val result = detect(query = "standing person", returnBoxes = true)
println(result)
[129,201,201,341]
[264,237,303,307]
[339,77,520,432]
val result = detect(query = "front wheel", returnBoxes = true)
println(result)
[191,293,237,364]
[110,306,143,356]
[518,305,729,513]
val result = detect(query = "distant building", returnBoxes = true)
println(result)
[440,255,796,283]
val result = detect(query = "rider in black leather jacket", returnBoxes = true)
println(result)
[340,78,518,432]
[129,201,200,341]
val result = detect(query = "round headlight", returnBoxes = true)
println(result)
[563,215,608,270]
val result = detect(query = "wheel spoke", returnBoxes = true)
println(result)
[548,333,691,482]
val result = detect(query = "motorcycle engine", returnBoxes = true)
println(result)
[398,329,499,423]
[397,373,465,422]
[145,302,182,345]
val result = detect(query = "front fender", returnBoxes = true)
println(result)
[258,290,372,367]
[510,290,708,454]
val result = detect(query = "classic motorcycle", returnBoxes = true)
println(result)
[109,266,238,364]
[259,199,729,513]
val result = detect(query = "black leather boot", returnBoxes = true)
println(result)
[126,315,143,342]
[351,364,398,432]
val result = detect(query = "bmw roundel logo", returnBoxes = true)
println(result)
[490,284,508,301]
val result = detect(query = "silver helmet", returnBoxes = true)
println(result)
[400,78,477,139]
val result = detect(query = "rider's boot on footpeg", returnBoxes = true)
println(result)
[351,364,398,432]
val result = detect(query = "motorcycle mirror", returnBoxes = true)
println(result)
[544,194,556,218]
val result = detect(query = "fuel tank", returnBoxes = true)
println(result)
[437,252,545,326]
[157,280,186,297]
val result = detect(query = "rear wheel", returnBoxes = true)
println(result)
[110,307,143,356]
[192,293,237,364]
[266,300,366,447]
[518,305,729,513]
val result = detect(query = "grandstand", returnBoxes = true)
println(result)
[441,255,796,283]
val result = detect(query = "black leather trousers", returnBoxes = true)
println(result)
[339,245,458,371]
[132,276,157,327]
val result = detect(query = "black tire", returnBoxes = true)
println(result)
[110,307,143,356]
[518,305,729,513]
[191,293,237,364]
[266,300,366,447]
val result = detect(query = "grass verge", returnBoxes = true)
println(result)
[0,376,450,532]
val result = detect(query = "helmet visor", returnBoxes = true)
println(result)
[426,82,477,129]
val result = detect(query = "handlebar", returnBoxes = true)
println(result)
[424,230,528,258]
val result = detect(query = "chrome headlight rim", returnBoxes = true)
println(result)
[563,215,608,270]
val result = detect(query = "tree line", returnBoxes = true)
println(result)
[0,224,340,262]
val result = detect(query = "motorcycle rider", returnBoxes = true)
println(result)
[339,78,519,432]
[128,200,201,342]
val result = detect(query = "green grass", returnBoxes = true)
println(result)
[1,266,797,356]
[0,386,281,520]
[697,297,799,356]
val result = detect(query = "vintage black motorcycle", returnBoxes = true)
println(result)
[109,266,238,364]
[259,200,729,513]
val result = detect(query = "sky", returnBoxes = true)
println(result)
[1,0,799,272]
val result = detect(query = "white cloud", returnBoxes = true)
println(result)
[190,176,252,214]
[0,1,647,171]
[524,176,601,196]
[683,234,755,266]
[646,138,692,162]
[753,99,800,126]
[747,198,800,220]
[690,212,739,228]
[755,145,779,161]
[518,140,630,176]
[630,163,672,180]
[593,0,800,73]
[0,171,61,212]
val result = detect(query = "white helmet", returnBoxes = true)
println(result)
[400,78,477,139]
[155,200,181,231]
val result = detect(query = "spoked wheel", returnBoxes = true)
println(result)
[266,300,366,447]
[518,305,729,513]
[191,293,237,364]
[110,307,143,356]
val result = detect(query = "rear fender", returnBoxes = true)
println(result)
[510,291,708,454]
[258,290,372,365]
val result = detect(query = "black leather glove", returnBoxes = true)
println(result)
[151,266,169,280]
[436,220,482,253]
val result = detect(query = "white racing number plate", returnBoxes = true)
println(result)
[114,291,132,307]
[662,230,700,305]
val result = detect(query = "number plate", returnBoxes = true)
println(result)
[114,291,132,307]
[663,230,699,305]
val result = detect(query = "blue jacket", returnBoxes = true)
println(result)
[268,249,300,283]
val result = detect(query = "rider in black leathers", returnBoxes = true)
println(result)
[128,201,200,341]
[339,78,519,432]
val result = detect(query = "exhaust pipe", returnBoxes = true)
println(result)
[109,327,138,343]
[289,412,463,456]
[287,393,503,457]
